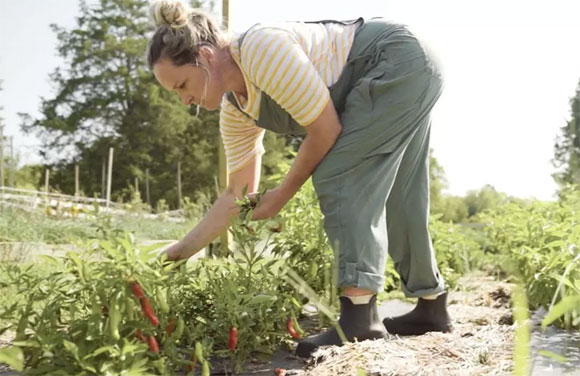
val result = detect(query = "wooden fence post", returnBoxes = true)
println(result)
[44,169,50,197]
[9,136,14,187]
[106,147,114,209]
[145,168,151,207]
[177,161,182,209]
[101,157,106,199]
[218,0,231,256]
[74,164,79,197]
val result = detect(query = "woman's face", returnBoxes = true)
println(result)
[153,51,223,111]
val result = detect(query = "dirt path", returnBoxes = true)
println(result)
[232,271,515,376]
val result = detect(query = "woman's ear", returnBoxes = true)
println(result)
[197,45,214,65]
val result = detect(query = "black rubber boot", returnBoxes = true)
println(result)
[382,292,453,336]
[295,294,387,358]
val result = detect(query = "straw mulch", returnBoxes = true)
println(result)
[295,273,516,376]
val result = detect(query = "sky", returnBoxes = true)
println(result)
[1,0,580,201]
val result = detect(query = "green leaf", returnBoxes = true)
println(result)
[0,326,12,337]
[63,339,80,359]
[544,240,566,249]
[124,357,150,375]
[36,255,59,265]
[290,297,302,309]
[83,345,117,360]
[0,303,18,319]
[66,252,86,283]
[549,273,578,292]
[119,237,134,255]
[250,294,277,305]
[121,340,142,356]
[542,295,580,328]
[0,347,24,372]
[538,350,568,363]
[11,340,41,348]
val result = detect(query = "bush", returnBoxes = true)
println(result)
[477,184,580,328]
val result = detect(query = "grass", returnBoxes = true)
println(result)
[0,206,196,244]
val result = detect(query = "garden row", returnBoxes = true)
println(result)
[0,181,578,374]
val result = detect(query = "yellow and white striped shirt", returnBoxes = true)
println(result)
[220,21,357,173]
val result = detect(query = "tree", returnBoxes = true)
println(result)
[429,148,448,214]
[20,0,219,207]
[464,184,508,218]
[552,78,580,188]
[0,79,5,187]
[437,195,469,223]
[13,164,44,191]
[0,79,4,126]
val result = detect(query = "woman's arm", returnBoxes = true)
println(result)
[251,99,342,220]
[165,97,341,258]
[165,153,262,260]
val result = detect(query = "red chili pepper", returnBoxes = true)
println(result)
[275,368,286,376]
[140,297,159,327]
[134,329,147,343]
[130,282,145,299]
[228,327,238,351]
[147,335,159,353]
[101,305,108,316]
[287,317,301,339]
[165,318,177,336]
[186,353,197,374]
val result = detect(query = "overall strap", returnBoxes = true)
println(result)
[224,28,253,114]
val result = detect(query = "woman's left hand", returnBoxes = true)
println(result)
[250,187,290,220]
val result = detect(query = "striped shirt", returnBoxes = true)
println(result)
[220,21,357,173]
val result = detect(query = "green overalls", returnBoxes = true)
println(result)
[228,18,446,297]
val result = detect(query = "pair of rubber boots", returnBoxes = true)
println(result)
[295,292,453,358]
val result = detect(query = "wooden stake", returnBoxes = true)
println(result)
[106,147,114,208]
[45,169,50,194]
[74,164,79,197]
[218,0,231,256]
[9,136,14,187]
[134,177,139,196]
[145,168,151,206]
[101,157,106,199]
[177,161,182,209]
[222,0,229,29]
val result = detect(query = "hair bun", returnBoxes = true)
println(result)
[150,0,190,29]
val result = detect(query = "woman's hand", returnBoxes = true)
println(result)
[250,187,291,220]
[158,241,186,262]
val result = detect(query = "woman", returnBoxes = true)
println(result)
[148,0,452,358]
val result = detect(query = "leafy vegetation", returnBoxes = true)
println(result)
[0,177,501,374]
[0,206,195,244]
[477,183,580,328]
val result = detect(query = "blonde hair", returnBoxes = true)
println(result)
[146,0,229,68]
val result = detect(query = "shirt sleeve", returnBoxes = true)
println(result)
[240,26,331,126]
[219,97,266,174]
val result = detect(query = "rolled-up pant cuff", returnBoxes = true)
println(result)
[401,278,446,298]
[338,262,386,293]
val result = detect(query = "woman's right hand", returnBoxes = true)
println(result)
[159,241,185,262]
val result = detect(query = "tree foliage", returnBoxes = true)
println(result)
[20,0,220,207]
[552,78,580,189]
